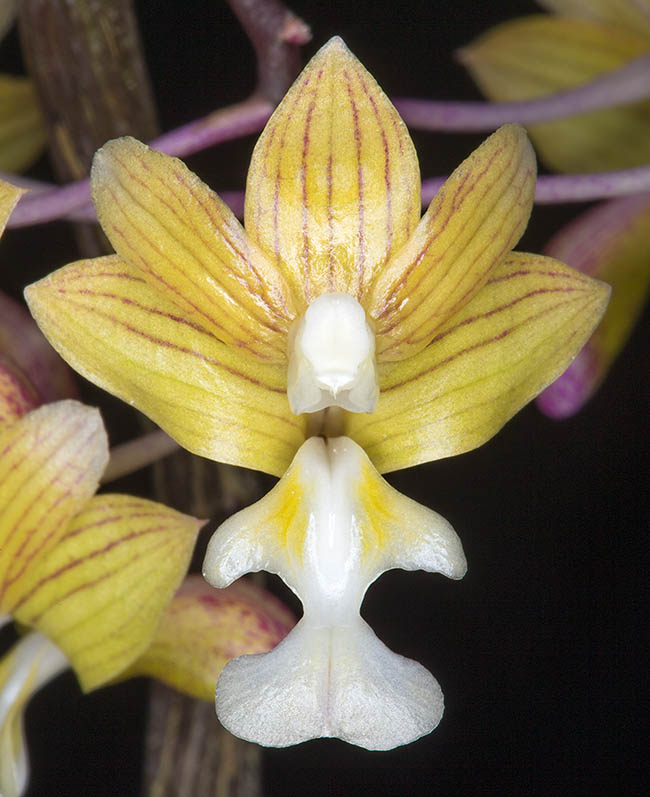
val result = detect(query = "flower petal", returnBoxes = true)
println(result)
[538,0,650,38]
[0,632,68,797]
[245,36,421,304]
[0,354,39,432]
[538,193,650,418]
[0,401,107,612]
[25,256,307,476]
[121,575,294,701]
[11,495,202,691]
[368,125,536,361]
[0,178,25,234]
[0,76,46,173]
[459,16,650,172]
[0,291,78,405]
[346,253,611,472]
[91,136,295,361]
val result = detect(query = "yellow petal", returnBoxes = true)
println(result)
[25,256,307,477]
[460,16,650,172]
[91,137,295,361]
[0,401,107,612]
[121,575,295,701]
[245,37,421,304]
[538,193,650,417]
[0,76,46,173]
[368,125,536,361]
[11,495,202,691]
[345,253,611,472]
[0,177,25,235]
[539,0,650,38]
[0,632,68,797]
[0,354,39,433]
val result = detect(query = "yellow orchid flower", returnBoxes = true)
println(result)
[25,38,610,478]
[0,575,293,797]
[203,435,466,749]
[0,399,202,690]
[459,0,650,172]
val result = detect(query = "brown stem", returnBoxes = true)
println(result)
[144,681,261,797]
[17,0,159,254]
[227,0,312,102]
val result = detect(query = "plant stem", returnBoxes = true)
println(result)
[395,55,650,131]
[101,430,180,484]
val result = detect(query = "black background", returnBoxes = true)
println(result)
[0,1,647,794]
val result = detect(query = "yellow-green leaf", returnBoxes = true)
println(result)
[0,401,107,612]
[0,76,46,173]
[538,193,650,417]
[25,256,307,477]
[346,252,610,472]
[538,0,650,38]
[91,137,295,361]
[245,36,421,304]
[122,575,295,701]
[368,125,536,361]
[460,16,650,172]
[12,495,202,691]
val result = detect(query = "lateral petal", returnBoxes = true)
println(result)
[368,125,535,361]
[91,136,295,361]
[245,37,421,304]
[11,495,202,691]
[0,401,107,611]
[460,16,650,172]
[0,76,46,173]
[25,256,306,477]
[121,575,295,701]
[346,253,611,472]
[538,193,650,417]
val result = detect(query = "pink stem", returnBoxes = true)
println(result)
[7,97,272,229]
[395,55,650,131]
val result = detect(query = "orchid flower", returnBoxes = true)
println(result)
[25,38,610,750]
[25,38,609,476]
[459,0,650,173]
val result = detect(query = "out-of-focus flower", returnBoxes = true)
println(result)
[0,3,46,172]
[537,192,650,417]
[204,436,466,749]
[26,38,610,478]
[459,0,650,172]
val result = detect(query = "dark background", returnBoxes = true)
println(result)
[0,0,647,794]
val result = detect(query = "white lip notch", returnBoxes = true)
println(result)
[287,293,379,415]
